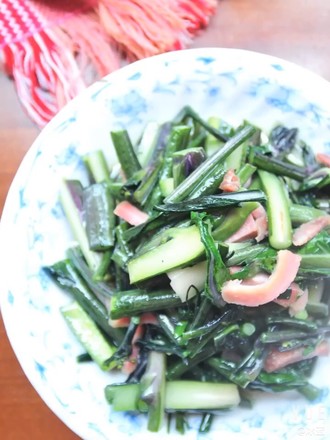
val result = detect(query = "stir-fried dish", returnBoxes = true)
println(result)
[45,106,330,433]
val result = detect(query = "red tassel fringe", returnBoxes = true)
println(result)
[0,0,217,127]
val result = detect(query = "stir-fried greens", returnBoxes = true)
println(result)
[44,106,330,433]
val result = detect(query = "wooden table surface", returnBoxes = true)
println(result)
[1,1,330,438]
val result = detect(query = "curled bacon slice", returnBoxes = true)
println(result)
[222,250,301,307]
[292,215,330,246]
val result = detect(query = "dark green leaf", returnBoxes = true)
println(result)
[156,190,266,213]
[299,167,330,191]
[192,212,230,307]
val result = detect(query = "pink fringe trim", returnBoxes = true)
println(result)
[1,0,217,126]
[98,0,187,59]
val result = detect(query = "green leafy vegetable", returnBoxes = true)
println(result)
[46,108,330,435]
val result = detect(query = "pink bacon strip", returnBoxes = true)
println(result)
[292,216,330,246]
[222,250,301,307]
[114,200,149,226]
[264,340,330,373]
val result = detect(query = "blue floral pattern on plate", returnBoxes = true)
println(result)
[1,48,330,440]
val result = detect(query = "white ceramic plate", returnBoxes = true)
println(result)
[1,48,330,440]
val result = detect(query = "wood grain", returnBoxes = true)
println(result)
[1,1,330,438]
